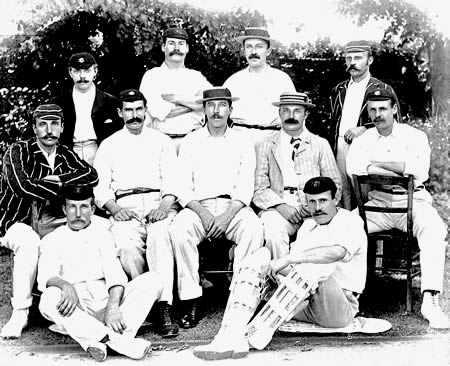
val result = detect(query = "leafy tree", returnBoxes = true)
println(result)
[337,0,449,116]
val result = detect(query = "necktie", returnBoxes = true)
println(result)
[290,137,301,161]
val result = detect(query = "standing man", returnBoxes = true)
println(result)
[346,87,449,329]
[328,40,400,209]
[194,177,367,360]
[169,87,264,329]
[38,185,158,361]
[223,27,296,146]
[52,52,123,165]
[0,104,98,339]
[253,92,341,260]
[94,89,179,337]
[139,27,212,150]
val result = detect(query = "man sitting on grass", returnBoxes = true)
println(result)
[38,185,161,361]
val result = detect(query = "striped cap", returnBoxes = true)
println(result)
[272,92,315,108]
[344,40,372,53]
[32,104,63,120]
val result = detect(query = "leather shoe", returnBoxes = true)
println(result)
[154,302,179,338]
[179,299,199,329]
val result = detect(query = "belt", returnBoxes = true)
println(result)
[166,133,188,138]
[284,186,298,194]
[376,185,424,195]
[115,187,160,201]
[233,122,281,131]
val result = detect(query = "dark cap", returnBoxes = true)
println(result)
[344,40,372,53]
[32,104,64,121]
[69,52,97,69]
[163,27,189,41]
[195,87,239,104]
[236,27,272,45]
[62,184,94,201]
[118,89,147,105]
[366,84,397,103]
[273,92,315,108]
[304,177,337,197]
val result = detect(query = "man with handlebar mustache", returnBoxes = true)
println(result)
[327,40,400,210]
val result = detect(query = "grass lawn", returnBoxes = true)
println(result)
[1,197,449,349]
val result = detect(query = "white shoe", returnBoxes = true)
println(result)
[193,334,249,360]
[86,342,108,362]
[0,309,29,339]
[421,292,450,329]
[106,335,151,360]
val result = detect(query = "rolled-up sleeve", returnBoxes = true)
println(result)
[140,69,174,122]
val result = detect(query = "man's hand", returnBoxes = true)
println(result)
[112,208,138,222]
[105,304,126,334]
[298,204,311,218]
[42,175,62,186]
[344,126,367,144]
[275,204,303,225]
[146,208,169,223]
[205,211,233,240]
[268,257,290,284]
[57,284,79,317]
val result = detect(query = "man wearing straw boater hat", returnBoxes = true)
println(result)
[169,87,263,329]
[223,27,295,146]
[253,92,341,261]
[139,26,212,151]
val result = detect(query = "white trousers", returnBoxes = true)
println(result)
[73,140,98,166]
[336,137,353,210]
[110,193,176,304]
[1,223,40,310]
[39,272,162,351]
[260,210,301,260]
[169,198,264,300]
[365,194,448,292]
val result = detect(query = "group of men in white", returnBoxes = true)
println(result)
[0,26,448,362]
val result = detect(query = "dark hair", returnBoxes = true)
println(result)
[303,177,337,199]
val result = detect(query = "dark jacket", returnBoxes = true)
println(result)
[51,87,123,148]
[0,138,98,235]
[328,77,401,156]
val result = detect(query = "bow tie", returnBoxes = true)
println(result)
[290,137,301,160]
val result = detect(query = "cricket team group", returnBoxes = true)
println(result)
[0,26,448,361]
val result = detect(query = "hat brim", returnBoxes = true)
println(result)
[195,97,240,104]
[272,101,316,108]
[236,35,272,44]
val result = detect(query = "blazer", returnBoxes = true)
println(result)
[252,130,341,211]
[328,76,400,155]
[0,138,98,235]
[51,87,123,148]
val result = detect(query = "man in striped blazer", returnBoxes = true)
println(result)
[0,104,98,339]
[253,92,341,260]
[328,40,400,210]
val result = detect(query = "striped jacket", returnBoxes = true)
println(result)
[0,138,98,235]
[328,77,400,155]
[252,130,342,211]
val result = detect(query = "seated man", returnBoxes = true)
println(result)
[94,89,179,337]
[169,87,264,329]
[38,185,160,361]
[194,177,367,360]
[253,92,341,259]
[346,86,449,329]
[0,104,98,339]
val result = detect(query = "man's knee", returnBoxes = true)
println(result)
[39,287,62,313]
[4,223,40,256]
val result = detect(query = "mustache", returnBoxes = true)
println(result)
[77,79,91,83]
[248,54,260,59]
[346,65,359,72]
[372,117,385,123]
[126,117,143,124]
[169,50,184,56]
[211,113,223,119]
[313,211,325,216]
[43,135,58,139]
[284,118,299,124]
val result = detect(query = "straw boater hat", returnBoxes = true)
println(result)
[235,27,272,45]
[272,92,315,108]
[195,87,239,104]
